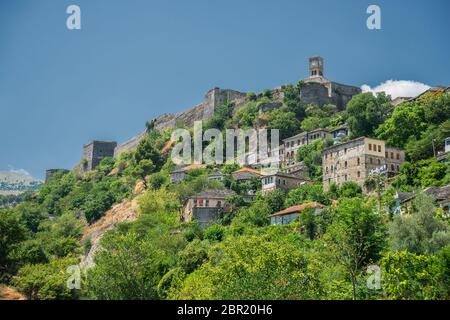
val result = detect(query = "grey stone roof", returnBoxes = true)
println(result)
[397,192,416,203]
[424,185,450,201]
[191,189,235,199]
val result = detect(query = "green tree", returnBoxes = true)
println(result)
[13,256,79,300]
[389,193,450,255]
[86,232,166,299]
[323,198,386,299]
[268,108,300,140]
[381,250,449,300]
[171,232,321,299]
[0,209,27,281]
[346,92,392,138]
[285,184,330,207]
[424,92,450,125]
[375,101,427,147]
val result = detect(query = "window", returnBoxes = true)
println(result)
[198,199,204,206]
[357,158,360,166]
[378,145,381,152]
[370,158,373,164]
[385,152,388,158]
[217,201,222,207]
[344,148,347,154]
[397,165,400,171]
[391,152,394,159]
[345,174,348,181]
[345,161,348,169]
[369,144,372,151]
[391,164,395,171]
[326,166,329,173]
[205,200,209,207]
[396,153,400,160]
[357,171,361,178]
[377,159,381,165]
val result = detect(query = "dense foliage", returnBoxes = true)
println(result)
[0,89,449,300]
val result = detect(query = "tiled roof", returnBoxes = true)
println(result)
[191,189,235,199]
[263,171,306,180]
[424,185,450,201]
[397,192,416,203]
[271,202,325,217]
[233,167,262,176]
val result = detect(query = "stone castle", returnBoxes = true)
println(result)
[78,56,362,172]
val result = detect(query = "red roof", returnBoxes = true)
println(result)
[271,202,325,217]
[233,167,262,176]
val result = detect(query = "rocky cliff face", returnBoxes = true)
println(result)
[80,198,139,269]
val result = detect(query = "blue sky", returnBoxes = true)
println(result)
[0,0,449,179]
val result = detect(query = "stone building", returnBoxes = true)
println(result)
[299,56,362,111]
[271,202,325,225]
[231,167,262,182]
[283,129,332,166]
[170,163,206,183]
[322,137,405,191]
[113,87,248,157]
[182,189,235,228]
[81,140,117,172]
[261,172,308,194]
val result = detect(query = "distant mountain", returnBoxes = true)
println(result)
[0,171,43,195]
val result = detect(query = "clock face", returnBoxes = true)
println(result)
[311,61,318,67]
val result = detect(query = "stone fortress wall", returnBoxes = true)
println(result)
[77,57,362,172]
[113,88,248,157]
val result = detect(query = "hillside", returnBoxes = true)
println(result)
[0,171,42,196]
[0,79,449,301]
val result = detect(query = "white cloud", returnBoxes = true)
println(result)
[361,80,430,99]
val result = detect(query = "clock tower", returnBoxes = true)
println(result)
[309,56,324,78]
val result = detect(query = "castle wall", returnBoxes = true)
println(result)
[82,141,117,172]
[299,82,333,106]
[113,131,147,158]
[330,82,362,110]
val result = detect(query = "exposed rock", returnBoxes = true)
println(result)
[0,285,26,300]
[80,199,139,270]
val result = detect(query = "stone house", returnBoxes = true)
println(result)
[392,186,450,216]
[392,192,416,215]
[170,163,206,183]
[271,202,325,225]
[322,137,405,191]
[261,172,308,194]
[231,167,262,182]
[182,189,235,228]
[424,185,450,215]
[207,171,225,181]
[282,129,332,166]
